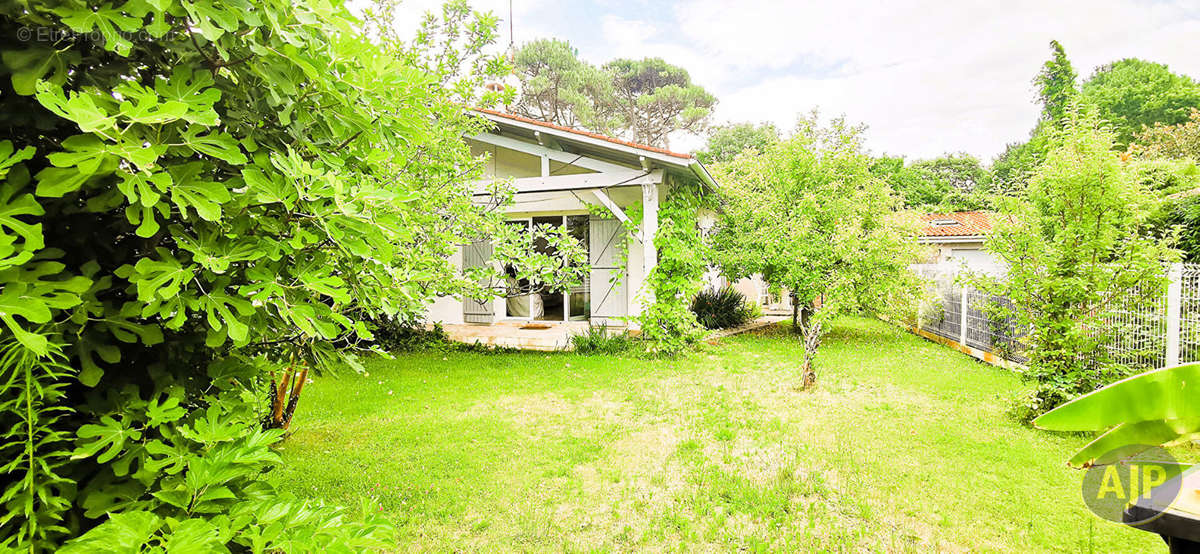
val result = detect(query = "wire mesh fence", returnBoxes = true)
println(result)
[1181,264,1200,365]
[1104,275,1168,370]
[913,264,962,342]
[911,262,1200,369]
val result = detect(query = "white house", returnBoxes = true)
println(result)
[919,211,1002,271]
[423,109,720,349]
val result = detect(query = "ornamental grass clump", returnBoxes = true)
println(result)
[691,286,755,330]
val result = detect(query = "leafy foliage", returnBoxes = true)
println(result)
[0,340,74,548]
[54,385,393,552]
[509,38,612,130]
[602,57,717,148]
[991,40,1080,197]
[991,125,1053,197]
[569,324,636,355]
[1082,59,1200,148]
[1153,194,1200,263]
[486,218,589,298]
[1132,110,1200,262]
[1034,40,1078,124]
[711,115,923,387]
[1135,108,1200,161]
[0,0,578,550]
[1034,362,1200,468]
[972,107,1178,419]
[1132,157,1200,262]
[691,286,755,330]
[695,122,780,165]
[508,42,717,148]
[1130,157,1200,197]
[370,320,451,353]
[871,153,992,211]
[636,184,710,354]
[364,0,512,107]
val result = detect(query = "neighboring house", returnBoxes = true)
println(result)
[919,211,1001,271]
[704,271,793,314]
[423,109,719,349]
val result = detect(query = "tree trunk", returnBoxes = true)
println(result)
[265,363,308,432]
[800,359,816,390]
[791,293,799,332]
[797,304,821,391]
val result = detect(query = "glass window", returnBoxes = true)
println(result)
[502,216,590,322]
[566,215,590,321]
[533,216,564,321]
[504,219,532,318]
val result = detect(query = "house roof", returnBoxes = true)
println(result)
[474,108,694,160]
[471,108,719,193]
[920,211,993,239]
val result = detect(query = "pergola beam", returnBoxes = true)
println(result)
[641,182,659,303]
[591,189,639,241]
[473,170,661,196]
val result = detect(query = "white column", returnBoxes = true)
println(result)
[540,154,549,177]
[960,285,970,346]
[641,183,659,305]
[1166,262,1183,367]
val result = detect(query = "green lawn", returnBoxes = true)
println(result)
[273,317,1163,552]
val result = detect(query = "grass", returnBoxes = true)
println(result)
[272,317,1166,551]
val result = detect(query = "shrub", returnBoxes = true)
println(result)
[744,298,764,319]
[691,286,755,330]
[972,107,1177,419]
[571,324,636,355]
[636,186,710,354]
[372,319,451,352]
[0,0,530,550]
[56,380,395,552]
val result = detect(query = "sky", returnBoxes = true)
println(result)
[384,0,1200,162]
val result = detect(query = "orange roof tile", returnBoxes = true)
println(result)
[920,211,994,237]
[473,108,694,160]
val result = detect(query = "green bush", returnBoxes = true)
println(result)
[744,298,764,319]
[55,375,395,552]
[371,319,451,352]
[972,108,1177,419]
[691,286,756,330]
[0,0,532,550]
[570,324,637,355]
[634,185,710,354]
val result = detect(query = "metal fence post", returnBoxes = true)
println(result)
[960,285,970,346]
[1166,263,1183,367]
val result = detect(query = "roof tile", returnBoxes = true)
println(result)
[920,211,994,237]
[474,108,694,160]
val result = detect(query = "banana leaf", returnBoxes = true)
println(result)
[1067,418,1200,467]
[1034,363,1200,431]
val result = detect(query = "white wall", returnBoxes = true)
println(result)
[926,241,1005,273]
[470,141,541,179]
[425,247,465,325]
[420,183,654,327]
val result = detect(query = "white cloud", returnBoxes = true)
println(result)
[594,15,721,86]
[377,0,1200,160]
[663,0,1200,159]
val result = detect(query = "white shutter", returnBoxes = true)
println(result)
[588,216,627,322]
[462,239,494,323]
